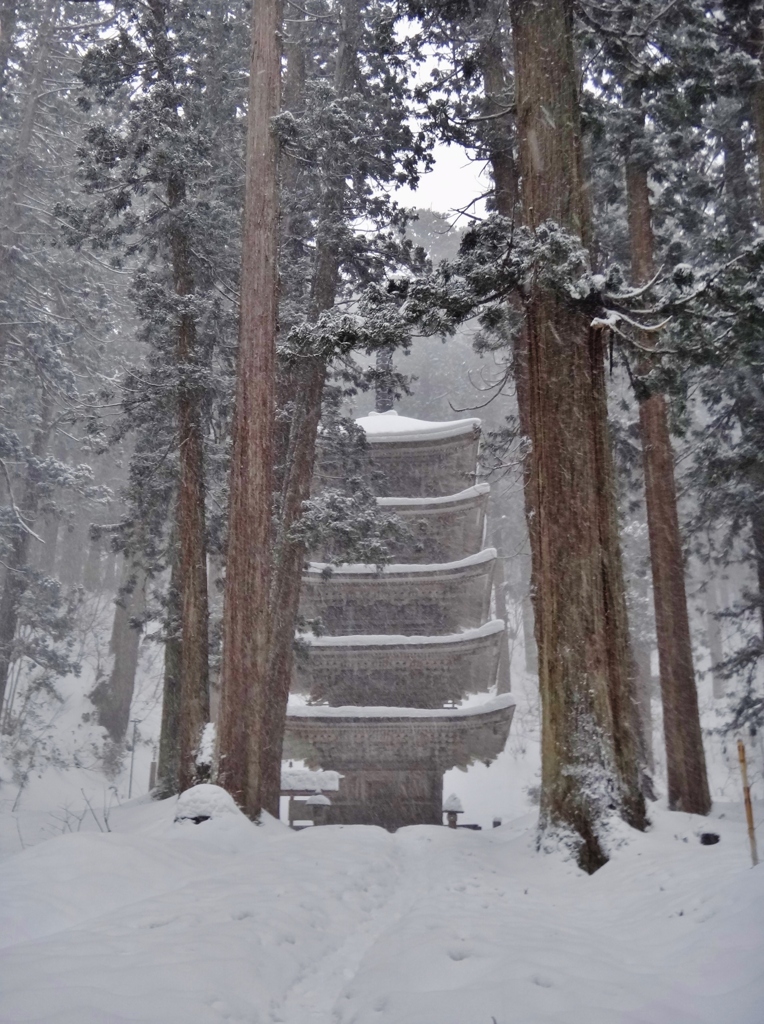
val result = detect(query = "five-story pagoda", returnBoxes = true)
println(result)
[284,411,515,829]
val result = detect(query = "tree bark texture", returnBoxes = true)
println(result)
[511,0,646,869]
[478,9,518,220]
[218,0,282,817]
[374,347,395,412]
[90,558,147,742]
[83,531,102,592]
[143,0,212,794]
[259,0,359,816]
[720,111,751,241]
[37,513,59,575]
[631,636,654,773]
[626,155,710,814]
[168,168,211,794]
[156,554,182,796]
[704,568,725,700]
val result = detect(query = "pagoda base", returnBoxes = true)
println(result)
[283,695,515,831]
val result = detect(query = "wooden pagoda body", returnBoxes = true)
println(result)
[284,411,515,829]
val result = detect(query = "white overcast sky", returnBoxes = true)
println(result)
[395,142,490,221]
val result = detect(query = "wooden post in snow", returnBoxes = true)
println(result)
[737,738,759,868]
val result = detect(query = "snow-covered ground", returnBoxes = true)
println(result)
[0,593,762,1022]
[0,786,761,1024]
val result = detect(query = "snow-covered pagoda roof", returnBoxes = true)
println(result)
[296,618,504,648]
[305,547,496,577]
[376,482,489,508]
[300,549,496,636]
[286,692,515,720]
[292,620,505,708]
[355,409,481,444]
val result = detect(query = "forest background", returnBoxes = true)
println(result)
[0,0,763,872]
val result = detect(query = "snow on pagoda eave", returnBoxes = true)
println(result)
[376,482,489,509]
[296,618,505,649]
[305,546,497,577]
[355,409,481,444]
[286,692,515,721]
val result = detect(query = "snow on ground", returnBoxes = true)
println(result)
[0,789,761,1024]
[1,596,762,1023]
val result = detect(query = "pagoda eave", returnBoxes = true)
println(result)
[292,620,505,707]
[283,695,515,771]
[300,549,497,636]
[376,483,489,563]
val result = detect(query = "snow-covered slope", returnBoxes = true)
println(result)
[0,791,761,1024]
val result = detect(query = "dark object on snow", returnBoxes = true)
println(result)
[699,832,720,845]
[458,823,482,830]
[175,814,211,825]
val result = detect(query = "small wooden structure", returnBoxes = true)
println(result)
[280,767,341,829]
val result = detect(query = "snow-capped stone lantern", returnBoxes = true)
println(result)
[443,793,464,829]
[305,788,332,825]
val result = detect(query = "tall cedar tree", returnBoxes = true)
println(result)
[510,0,646,870]
[625,123,711,814]
[217,0,282,817]
[260,0,362,817]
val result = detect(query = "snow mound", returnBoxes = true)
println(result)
[0,798,762,1023]
[174,784,243,823]
[443,793,463,813]
[305,791,332,807]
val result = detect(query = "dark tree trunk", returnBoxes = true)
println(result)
[0,400,50,716]
[720,112,750,241]
[632,636,655,773]
[511,0,646,870]
[38,512,59,575]
[218,0,282,817]
[259,0,360,817]
[479,10,537,686]
[156,554,182,797]
[83,531,103,592]
[626,154,710,814]
[90,558,147,742]
[478,14,518,219]
[261,355,326,815]
[704,568,725,700]
[375,348,395,412]
[142,0,211,792]
[58,514,88,586]
[168,170,211,793]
